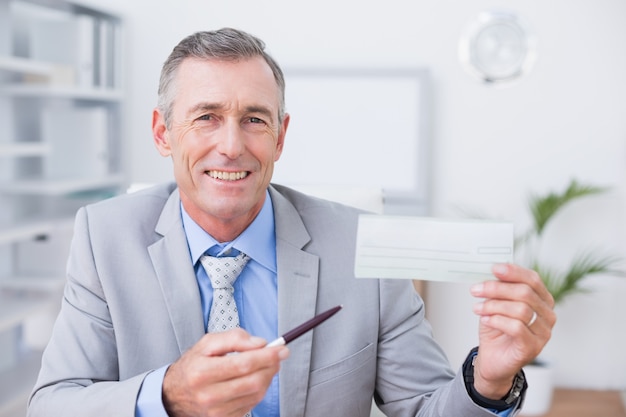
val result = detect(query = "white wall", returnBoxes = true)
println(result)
[83,0,626,389]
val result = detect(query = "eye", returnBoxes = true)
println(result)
[196,114,212,121]
[249,117,265,124]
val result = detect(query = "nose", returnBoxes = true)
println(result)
[216,120,245,159]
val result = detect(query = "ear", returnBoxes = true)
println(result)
[152,108,171,157]
[274,113,290,161]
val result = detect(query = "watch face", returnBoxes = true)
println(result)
[459,10,537,84]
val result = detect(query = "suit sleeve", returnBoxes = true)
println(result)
[374,278,503,417]
[27,207,146,417]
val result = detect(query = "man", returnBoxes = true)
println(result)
[28,28,555,417]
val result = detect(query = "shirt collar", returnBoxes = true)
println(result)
[181,190,277,273]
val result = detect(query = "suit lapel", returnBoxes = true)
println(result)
[270,187,319,417]
[147,185,319,416]
[148,189,205,354]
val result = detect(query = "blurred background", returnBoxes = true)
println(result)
[1,0,625,415]
[108,0,626,388]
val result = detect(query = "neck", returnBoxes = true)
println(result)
[181,201,262,243]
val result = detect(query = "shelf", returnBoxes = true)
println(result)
[0,84,124,101]
[0,1,125,414]
[0,275,65,293]
[16,0,122,21]
[0,217,74,245]
[0,174,124,195]
[0,143,50,158]
[0,349,43,417]
[0,287,57,332]
[0,56,52,77]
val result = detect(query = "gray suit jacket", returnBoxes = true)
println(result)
[28,183,502,417]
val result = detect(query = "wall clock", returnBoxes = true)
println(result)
[459,10,537,84]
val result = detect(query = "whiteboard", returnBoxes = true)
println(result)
[273,68,432,214]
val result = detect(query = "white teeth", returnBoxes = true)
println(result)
[207,170,248,181]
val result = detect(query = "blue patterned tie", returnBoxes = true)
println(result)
[200,252,250,333]
[200,251,253,416]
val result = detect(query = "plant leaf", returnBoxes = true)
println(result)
[533,251,622,304]
[529,179,607,236]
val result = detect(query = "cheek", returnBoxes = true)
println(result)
[256,143,281,169]
[262,127,283,162]
[171,125,207,162]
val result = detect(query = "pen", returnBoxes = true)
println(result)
[265,305,343,347]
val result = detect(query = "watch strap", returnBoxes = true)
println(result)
[462,347,527,411]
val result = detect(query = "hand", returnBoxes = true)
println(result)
[470,263,556,400]
[162,328,289,417]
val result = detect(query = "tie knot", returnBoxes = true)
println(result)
[200,252,250,289]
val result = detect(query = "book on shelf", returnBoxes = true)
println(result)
[112,21,123,89]
[75,13,97,88]
[96,18,117,89]
[0,0,9,56]
[27,11,82,86]
[26,8,118,89]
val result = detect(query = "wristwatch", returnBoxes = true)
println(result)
[462,347,527,411]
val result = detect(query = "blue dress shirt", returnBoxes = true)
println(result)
[136,191,279,417]
[496,407,515,417]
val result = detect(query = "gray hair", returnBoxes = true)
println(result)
[157,28,286,129]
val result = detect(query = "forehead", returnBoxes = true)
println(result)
[173,57,280,116]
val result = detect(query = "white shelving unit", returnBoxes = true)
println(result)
[0,142,50,157]
[0,83,125,100]
[0,1,125,415]
[0,174,125,195]
[0,55,52,76]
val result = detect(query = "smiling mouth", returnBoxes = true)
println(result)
[206,170,249,181]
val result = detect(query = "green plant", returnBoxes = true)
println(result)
[516,179,623,304]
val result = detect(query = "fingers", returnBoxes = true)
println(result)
[198,328,268,356]
[472,299,552,351]
[192,351,283,416]
[472,264,556,321]
[470,264,557,343]
[197,342,288,387]
[163,329,289,417]
[469,263,557,395]
[472,291,552,333]
[193,329,289,381]
[492,263,555,309]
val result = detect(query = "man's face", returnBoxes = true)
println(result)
[152,57,289,239]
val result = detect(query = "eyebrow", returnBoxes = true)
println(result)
[187,102,275,121]
[187,102,224,118]
[244,105,274,121]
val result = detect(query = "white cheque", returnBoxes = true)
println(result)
[354,214,514,283]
